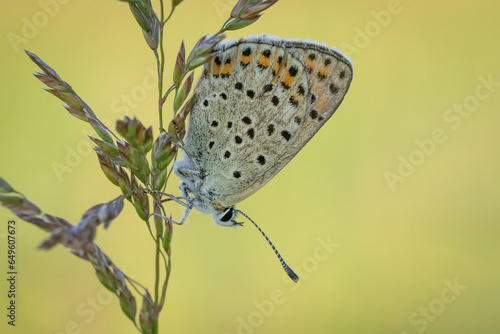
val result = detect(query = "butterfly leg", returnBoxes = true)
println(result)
[147,189,193,225]
[161,182,194,225]
[150,208,193,226]
[150,212,183,225]
[148,190,189,207]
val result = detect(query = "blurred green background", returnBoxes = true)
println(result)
[1,0,499,333]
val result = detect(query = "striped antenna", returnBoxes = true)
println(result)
[236,210,299,283]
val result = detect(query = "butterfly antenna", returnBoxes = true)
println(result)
[236,210,299,283]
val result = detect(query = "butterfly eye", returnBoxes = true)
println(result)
[218,207,235,222]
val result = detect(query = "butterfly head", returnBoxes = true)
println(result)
[213,206,242,227]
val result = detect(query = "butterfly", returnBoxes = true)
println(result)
[169,35,352,281]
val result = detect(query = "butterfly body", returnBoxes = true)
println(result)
[173,35,353,226]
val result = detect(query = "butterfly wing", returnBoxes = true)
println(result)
[182,36,352,208]
[265,40,353,184]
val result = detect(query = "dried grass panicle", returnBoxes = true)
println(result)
[116,116,154,154]
[90,136,122,160]
[225,0,278,31]
[139,290,156,334]
[186,34,226,70]
[116,166,134,200]
[0,177,141,322]
[150,132,176,190]
[96,149,122,186]
[115,268,138,322]
[0,179,71,233]
[90,247,119,292]
[132,174,150,221]
[0,178,123,254]
[117,139,151,184]
[231,0,278,20]
[0,178,14,193]
[26,50,114,144]
[173,41,186,87]
[87,245,139,324]
[171,0,184,8]
[125,0,160,50]
[168,95,193,143]
[152,132,175,171]
[161,209,173,254]
[40,196,125,254]
[173,71,194,112]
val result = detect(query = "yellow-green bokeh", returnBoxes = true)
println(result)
[1,0,499,333]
